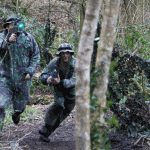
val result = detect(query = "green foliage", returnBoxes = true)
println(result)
[4,107,42,125]
[90,92,119,150]
[109,60,117,74]
[90,70,117,150]
[91,123,111,150]
[109,115,119,128]
[108,52,150,133]
[90,23,150,145]
[108,23,150,137]
[90,69,105,96]
[20,107,42,122]
[30,76,41,95]
[124,24,150,59]
[2,0,34,16]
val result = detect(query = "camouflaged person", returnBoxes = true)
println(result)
[0,16,40,132]
[39,43,76,142]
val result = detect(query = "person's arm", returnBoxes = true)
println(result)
[41,58,58,85]
[61,58,76,88]
[62,71,75,89]
[24,33,40,77]
[0,32,8,57]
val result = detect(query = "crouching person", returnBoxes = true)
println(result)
[39,43,76,142]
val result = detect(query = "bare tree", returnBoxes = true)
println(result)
[75,0,102,149]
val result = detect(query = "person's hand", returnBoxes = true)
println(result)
[25,73,30,80]
[47,75,60,85]
[47,76,52,84]
[51,76,60,84]
[9,33,17,43]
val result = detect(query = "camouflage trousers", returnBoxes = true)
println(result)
[0,76,30,131]
[44,96,75,136]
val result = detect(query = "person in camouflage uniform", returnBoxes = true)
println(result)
[0,16,40,132]
[39,43,76,142]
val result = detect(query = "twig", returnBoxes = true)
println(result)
[131,78,150,96]
[142,136,145,146]
[133,135,150,146]
[133,135,145,145]
[6,126,11,143]
[0,145,28,149]
[16,131,32,142]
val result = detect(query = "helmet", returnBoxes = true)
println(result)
[56,43,74,56]
[4,16,21,28]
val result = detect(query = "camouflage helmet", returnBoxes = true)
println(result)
[4,16,21,28]
[56,43,74,56]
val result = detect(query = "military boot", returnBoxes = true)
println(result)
[39,124,52,142]
[39,124,52,137]
[12,113,20,125]
[39,135,50,142]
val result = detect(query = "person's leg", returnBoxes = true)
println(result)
[59,100,75,123]
[40,100,64,134]
[39,96,65,142]
[12,81,30,124]
[39,99,75,142]
[39,102,64,142]
[50,100,75,133]
[0,77,12,132]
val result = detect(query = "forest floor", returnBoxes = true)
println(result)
[0,103,150,149]
[0,103,76,150]
[0,104,150,150]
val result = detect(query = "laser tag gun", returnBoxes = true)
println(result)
[11,22,24,34]
[49,68,59,86]
[51,69,59,79]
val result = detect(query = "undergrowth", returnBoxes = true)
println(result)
[4,106,43,125]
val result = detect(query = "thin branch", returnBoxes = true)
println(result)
[17,131,32,142]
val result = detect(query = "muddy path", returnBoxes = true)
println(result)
[0,103,149,150]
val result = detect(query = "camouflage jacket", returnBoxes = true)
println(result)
[0,30,40,81]
[41,56,76,101]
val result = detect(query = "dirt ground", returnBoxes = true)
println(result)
[0,104,150,150]
[0,104,76,150]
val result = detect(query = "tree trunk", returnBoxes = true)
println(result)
[93,0,121,131]
[75,0,102,150]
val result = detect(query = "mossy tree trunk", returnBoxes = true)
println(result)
[75,0,102,150]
